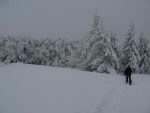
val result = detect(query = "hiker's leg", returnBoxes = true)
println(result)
[129,75,132,85]
[126,76,128,83]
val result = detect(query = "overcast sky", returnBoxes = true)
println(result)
[0,0,150,40]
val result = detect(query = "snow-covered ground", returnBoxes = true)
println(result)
[0,63,150,113]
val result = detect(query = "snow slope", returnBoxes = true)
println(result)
[0,63,150,113]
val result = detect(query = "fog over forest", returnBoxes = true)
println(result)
[0,0,150,40]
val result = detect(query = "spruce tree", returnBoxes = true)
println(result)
[138,32,150,73]
[82,12,119,73]
[121,22,141,73]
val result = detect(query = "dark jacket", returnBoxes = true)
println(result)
[124,66,132,76]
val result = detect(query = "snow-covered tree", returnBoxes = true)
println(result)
[0,36,18,64]
[105,31,120,71]
[80,12,119,73]
[121,22,141,73]
[52,38,72,67]
[138,32,150,73]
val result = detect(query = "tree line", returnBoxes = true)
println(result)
[0,13,150,74]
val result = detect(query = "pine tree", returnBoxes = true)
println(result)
[121,22,141,73]
[138,32,150,73]
[81,12,119,73]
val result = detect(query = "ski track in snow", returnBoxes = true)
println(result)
[0,63,150,113]
[94,87,115,113]
[94,76,150,113]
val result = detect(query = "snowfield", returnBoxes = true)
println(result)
[0,63,150,113]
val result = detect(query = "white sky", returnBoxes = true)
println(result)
[0,0,150,40]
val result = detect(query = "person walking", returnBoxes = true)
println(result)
[124,65,132,85]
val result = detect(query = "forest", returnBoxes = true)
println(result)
[0,13,150,74]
